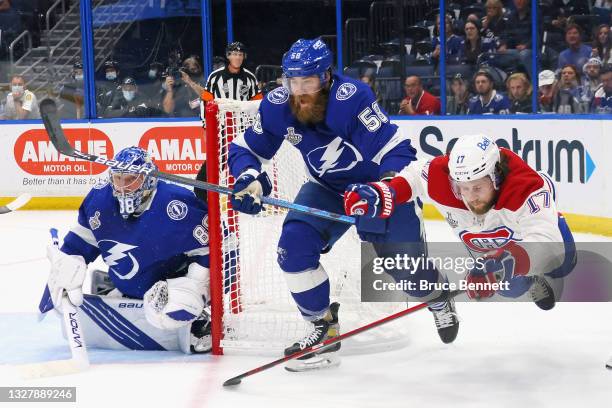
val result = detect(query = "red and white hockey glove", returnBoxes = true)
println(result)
[466,250,516,300]
[344,182,396,218]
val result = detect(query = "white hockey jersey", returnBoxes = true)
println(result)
[398,148,573,277]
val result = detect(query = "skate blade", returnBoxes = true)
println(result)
[285,354,341,372]
[606,361,612,370]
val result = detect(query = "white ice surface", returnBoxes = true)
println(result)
[0,211,611,408]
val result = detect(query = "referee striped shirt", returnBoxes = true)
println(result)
[205,66,258,100]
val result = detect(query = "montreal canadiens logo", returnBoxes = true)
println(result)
[460,226,518,253]
[336,83,357,101]
[267,87,289,104]
[167,200,188,220]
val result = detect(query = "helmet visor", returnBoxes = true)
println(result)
[282,74,324,96]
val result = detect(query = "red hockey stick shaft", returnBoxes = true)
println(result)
[223,290,463,386]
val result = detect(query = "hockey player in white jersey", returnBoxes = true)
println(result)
[345,134,576,308]
[41,146,212,353]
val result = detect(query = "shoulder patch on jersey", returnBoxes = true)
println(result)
[495,149,545,212]
[252,112,263,134]
[427,156,467,210]
[167,200,188,220]
[336,83,357,101]
[284,127,302,145]
[267,87,289,104]
[93,178,109,189]
[88,211,101,230]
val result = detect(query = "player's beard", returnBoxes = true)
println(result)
[289,88,329,126]
[466,199,495,215]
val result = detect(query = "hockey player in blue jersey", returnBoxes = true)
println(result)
[227,38,459,369]
[44,147,212,353]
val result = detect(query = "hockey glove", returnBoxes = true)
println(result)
[466,250,516,300]
[144,266,208,330]
[230,169,272,215]
[46,246,87,309]
[344,182,396,219]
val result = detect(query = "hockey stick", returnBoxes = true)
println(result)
[222,289,463,386]
[0,193,32,214]
[39,99,355,225]
[19,229,90,379]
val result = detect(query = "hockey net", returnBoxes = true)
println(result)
[205,98,409,356]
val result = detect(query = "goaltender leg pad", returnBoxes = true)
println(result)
[72,294,192,353]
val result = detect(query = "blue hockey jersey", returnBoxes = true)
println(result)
[62,180,209,299]
[228,74,417,193]
[467,90,511,115]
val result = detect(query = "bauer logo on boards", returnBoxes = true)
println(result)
[14,128,113,175]
[139,127,206,175]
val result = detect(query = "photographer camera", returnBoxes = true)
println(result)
[162,55,206,117]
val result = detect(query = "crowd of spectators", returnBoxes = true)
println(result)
[343,0,612,115]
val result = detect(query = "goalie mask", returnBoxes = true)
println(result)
[109,147,158,219]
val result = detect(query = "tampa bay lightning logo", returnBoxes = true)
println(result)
[167,200,188,221]
[100,240,139,280]
[306,136,363,177]
[267,87,289,104]
[336,83,357,101]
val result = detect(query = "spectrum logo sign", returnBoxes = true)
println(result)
[138,126,206,174]
[14,128,113,175]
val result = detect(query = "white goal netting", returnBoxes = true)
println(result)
[208,98,409,356]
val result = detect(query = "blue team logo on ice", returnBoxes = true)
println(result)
[336,83,357,101]
[100,240,139,280]
[306,136,363,177]
[267,87,289,104]
[167,200,188,221]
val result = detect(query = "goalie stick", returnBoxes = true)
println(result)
[222,290,463,387]
[18,229,89,379]
[0,193,32,214]
[38,99,355,225]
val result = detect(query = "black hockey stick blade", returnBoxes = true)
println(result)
[222,290,464,386]
[38,99,354,225]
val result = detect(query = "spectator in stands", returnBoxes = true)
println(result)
[507,0,536,71]
[360,74,380,103]
[2,75,40,120]
[96,59,122,117]
[553,64,588,113]
[591,65,612,113]
[460,20,499,66]
[593,1,611,26]
[398,75,440,115]
[58,62,85,119]
[591,24,611,66]
[467,69,511,114]
[204,42,258,101]
[0,1,23,55]
[506,72,532,113]
[141,61,165,111]
[212,56,226,71]
[582,57,603,95]
[163,55,206,117]
[550,0,591,31]
[107,77,162,118]
[538,69,557,112]
[432,13,463,65]
[446,73,470,115]
[558,24,592,70]
[481,0,508,47]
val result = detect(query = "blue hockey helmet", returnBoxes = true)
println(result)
[282,38,333,94]
[108,146,158,219]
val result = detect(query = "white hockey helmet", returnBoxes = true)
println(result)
[448,134,501,187]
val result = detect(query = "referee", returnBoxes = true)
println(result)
[204,42,259,101]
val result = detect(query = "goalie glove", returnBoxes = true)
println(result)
[230,169,272,215]
[46,246,87,309]
[143,264,209,330]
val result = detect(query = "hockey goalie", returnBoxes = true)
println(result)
[41,147,212,354]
